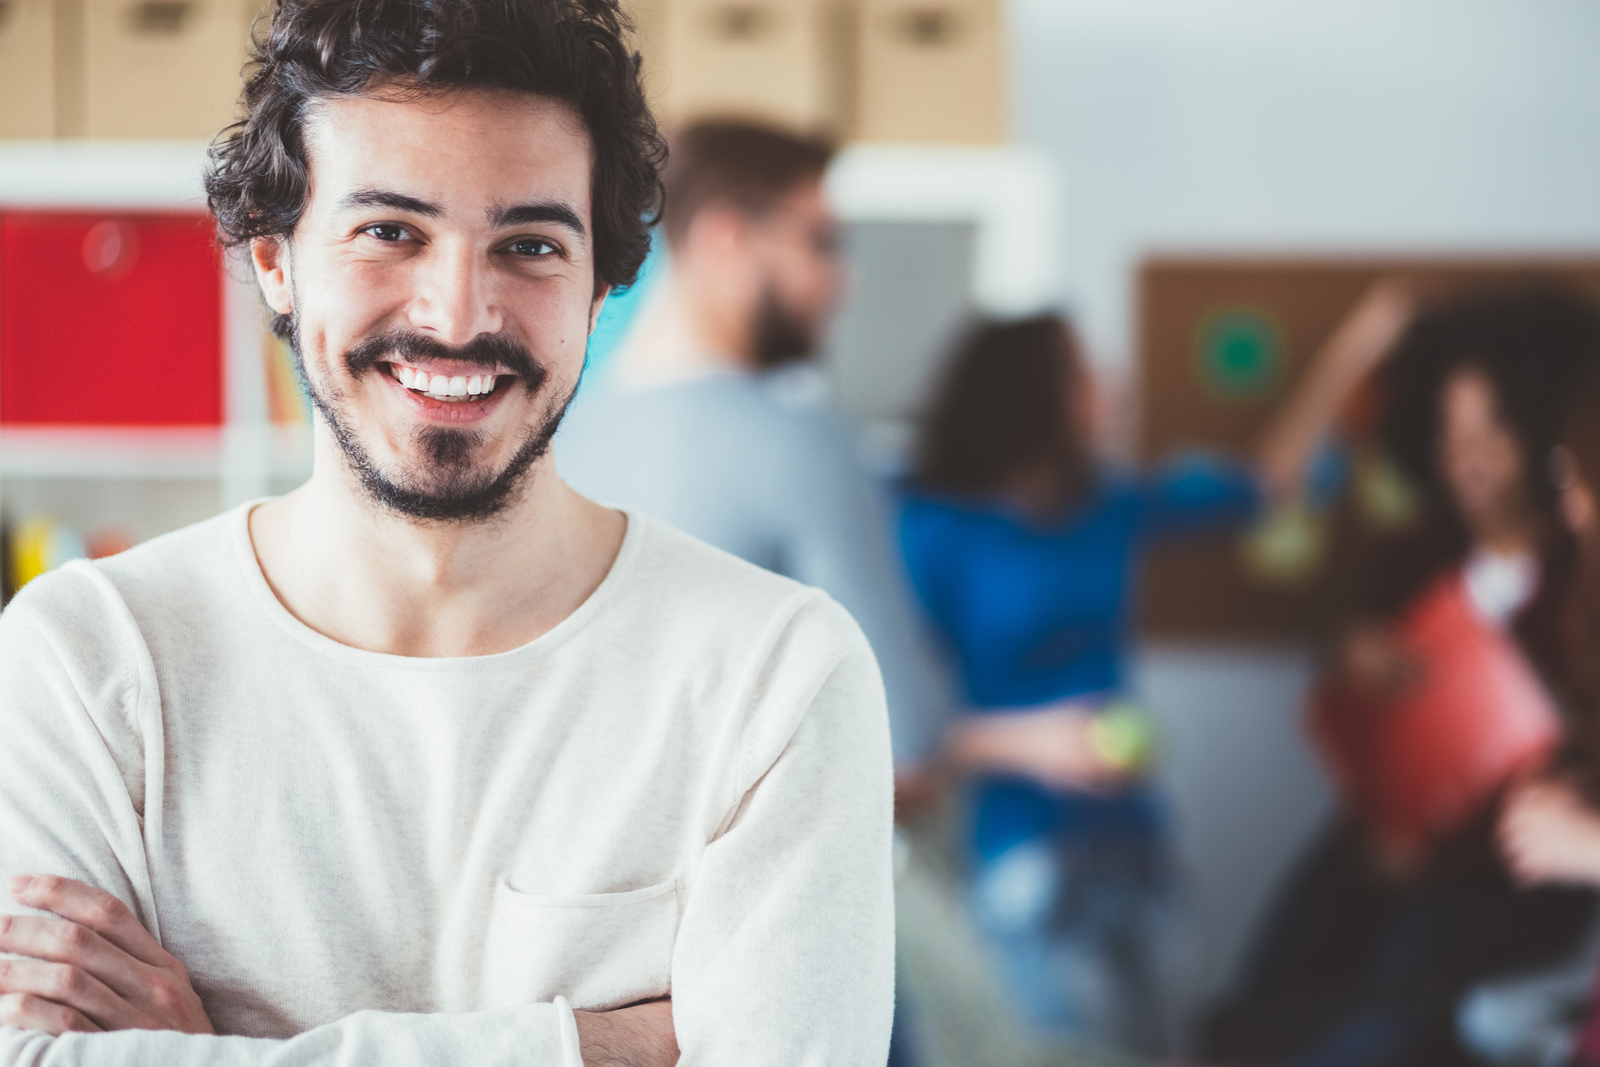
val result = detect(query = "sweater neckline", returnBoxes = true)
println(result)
[228,500,645,671]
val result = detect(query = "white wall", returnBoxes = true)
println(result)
[1010,0,1600,368]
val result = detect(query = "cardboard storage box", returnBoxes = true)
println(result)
[645,0,848,132]
[79,0,261,137]
[0,0,59,137]
[852,0,1003,143]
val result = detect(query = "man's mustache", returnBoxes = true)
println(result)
[343,328,547,391]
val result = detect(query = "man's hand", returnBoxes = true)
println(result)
[0,875,213,1037]
[573,1000,677,1067]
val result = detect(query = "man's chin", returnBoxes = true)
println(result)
[311,368,576,524]
[356,466,530,523]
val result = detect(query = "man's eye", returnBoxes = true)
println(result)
[362,223,410,242]
[508,237,558,257]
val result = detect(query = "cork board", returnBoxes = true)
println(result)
[1136,255,1600,642]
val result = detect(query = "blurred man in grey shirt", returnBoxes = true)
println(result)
[558,121,948,773]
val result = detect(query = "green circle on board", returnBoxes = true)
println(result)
[1195,308,1285,400]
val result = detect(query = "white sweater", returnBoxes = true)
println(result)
[0,506,895,1066]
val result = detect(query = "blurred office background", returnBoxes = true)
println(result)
[5,0,1600,1056]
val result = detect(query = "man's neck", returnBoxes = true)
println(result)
[248,428,626,658]
[614,273,756,389]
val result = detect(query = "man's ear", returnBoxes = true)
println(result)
[588,283,611,335]
[252,237,293,315]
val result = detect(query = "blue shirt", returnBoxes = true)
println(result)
[898,455,1259,855]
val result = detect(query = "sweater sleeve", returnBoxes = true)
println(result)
[0,1005,581,1067]
[0,567,582,1067]
[1138,452,1261,541]
[669,598,897,1067]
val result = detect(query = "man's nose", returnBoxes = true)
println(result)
[407,242,503,346]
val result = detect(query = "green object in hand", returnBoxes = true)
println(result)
[1090,701,1156,770]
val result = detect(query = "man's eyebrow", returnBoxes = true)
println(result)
[337,189,444,217]
[489,201,587,240]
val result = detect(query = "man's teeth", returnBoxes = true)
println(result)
[392,365,497,398]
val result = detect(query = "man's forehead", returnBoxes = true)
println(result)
[302,89,594,217]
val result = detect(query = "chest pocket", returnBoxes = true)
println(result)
[482,878,679,1012]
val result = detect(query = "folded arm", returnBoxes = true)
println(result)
[1,568,892,1067]
[0,876,670,1067]
[0,568,608,1067]
[669,601,896,1065]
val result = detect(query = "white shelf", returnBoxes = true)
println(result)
[1,426,222,478]
[0,425,311,483]
[0,140,212,209]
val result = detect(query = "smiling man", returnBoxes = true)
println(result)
[0,1,894,1065]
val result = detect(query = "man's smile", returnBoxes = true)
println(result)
[384,360,507,402]
[375,358,520,422]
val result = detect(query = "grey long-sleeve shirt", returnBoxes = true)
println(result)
[557,367,950,765]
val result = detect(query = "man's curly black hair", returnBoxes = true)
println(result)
[204,0,666,340]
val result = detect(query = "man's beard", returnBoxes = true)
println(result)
[290,319,574,523]
[752,284,818,369]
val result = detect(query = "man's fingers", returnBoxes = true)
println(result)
[0,991,103,1036]
[8,876,169,969]
[0,958,145,1031]
[1,882,214,1037]
[0,914,158,1011]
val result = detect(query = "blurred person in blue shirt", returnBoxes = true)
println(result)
[558,120,951,778]
[898,298,1406,1054]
